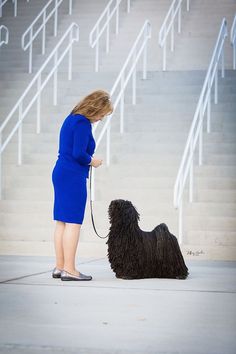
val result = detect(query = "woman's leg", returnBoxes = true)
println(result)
[53,221,66,269]
[63,223,81,275]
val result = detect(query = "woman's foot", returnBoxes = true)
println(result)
[52,267,63,278]
[61,270,92,281]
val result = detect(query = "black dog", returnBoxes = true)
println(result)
[107,199,188,280]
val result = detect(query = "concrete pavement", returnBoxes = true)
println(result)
[0,255,236,354]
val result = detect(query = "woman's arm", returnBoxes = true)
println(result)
[72,121,92,165]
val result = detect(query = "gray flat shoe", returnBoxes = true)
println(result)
[61,270,92,281]
[52,267,62,278]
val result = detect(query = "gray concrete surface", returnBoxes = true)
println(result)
[0,256,236,354]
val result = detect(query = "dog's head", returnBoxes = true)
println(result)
[108,199,140,226]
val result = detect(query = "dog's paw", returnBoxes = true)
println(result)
[116,274,133,280]
[175,275,187,280]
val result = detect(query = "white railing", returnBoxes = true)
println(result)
[0,23,79,199]
[159,0,190,71]
[91,20,151,200]
[0,0,17,17]
[89,0,131,72]
[230,14,236,69]
[173,18,228,243]
[22,0,73,73]
[0,25,9,47]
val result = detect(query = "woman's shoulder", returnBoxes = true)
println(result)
[63,113,88,124]
[70,113,89,123]
[67,113,92,133]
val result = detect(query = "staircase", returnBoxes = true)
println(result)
[0,0,235,260]
[0,0,109,120]
[187,69,236,259]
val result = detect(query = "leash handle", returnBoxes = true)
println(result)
[89,167,109,239]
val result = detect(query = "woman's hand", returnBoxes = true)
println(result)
[90,157,103,168]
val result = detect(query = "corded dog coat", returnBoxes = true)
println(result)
[107,199,189,280]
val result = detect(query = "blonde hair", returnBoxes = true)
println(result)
[71,90,113,120]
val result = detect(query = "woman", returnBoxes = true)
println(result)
[51,90,113,281]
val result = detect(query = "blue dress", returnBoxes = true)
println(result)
[52,113,96,224]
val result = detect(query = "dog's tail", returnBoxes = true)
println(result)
[155,224,189,279]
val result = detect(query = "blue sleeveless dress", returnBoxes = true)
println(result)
[52,113,95,224]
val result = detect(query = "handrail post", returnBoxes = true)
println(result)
[171,6,174,52]
[221,50,225,78]
[198,106,203,166]
[106,122,111,165]
[179,195,183,244]
[95,27,99,72]
[233,42,236,70]
[116,0,119,35]
[127,0,130,13]
[143,41,147,79]
[189,139,193,203]
[54,51,58,105]
[178,1,181,34]
[0,132,2,200]
[163,27,166,71]
[0,0,2,17]
[106,8,110,53]
[6,25,9,43]
[37,74,41,134]
[187,0,189,11]
[68,30,73,80]
[214,66,218,104]
[14,0,17,17]
[69,0,72,15]
[120,74,124,134]
[132,50,136,105]
[207,79,211,133]
[42,10,46,55]
[18,103,22,165]
[54,0,58,37]
[29,28,33,73]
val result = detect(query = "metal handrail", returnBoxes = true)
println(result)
[0,0,17,17]
[91,20,151,200]
[173,18,228,243]
[158,0,190,71]
[89,0,131,72]
[21,0,73,73]
[0,25,9,47]
[0,23,79,199]
[230,13,236,69]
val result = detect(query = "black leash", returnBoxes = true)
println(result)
[89,167,109,239]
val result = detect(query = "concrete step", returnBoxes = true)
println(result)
[0,239,107,257]
[0,198,235,220]
[3,134,236,156]
[187,202,236,217]
[2,184,174,202]
[186,230,236,247]
[205,154,236,165]
[1,212,236,247]
[195,178,236,190]
[1,204,236,231]
[3,161,235,180]
[196,190,236,203]
[2,151,183,165]
[195,165,236,178]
